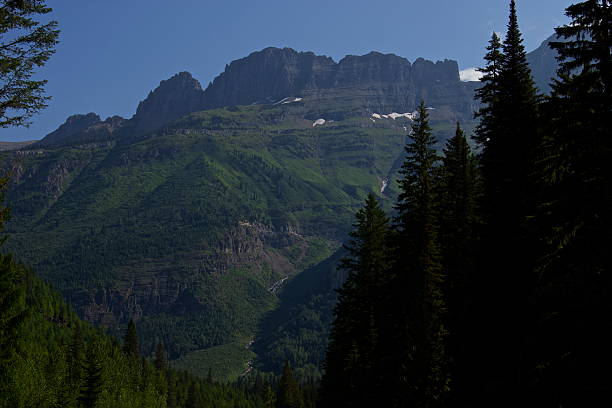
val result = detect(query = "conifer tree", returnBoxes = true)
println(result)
[122,318,139,358]
[470,2,542,402]
[277,362,303,408]
[319,193,392,408]
[154,341,168,371]
[67,325,85,391]
[535,1,612,403]
[474,32,504,148]
[438,123,479,403]
[263,384,276,408]
[393,101,448,406]
[0,0,59,127]
[78,345,103,408]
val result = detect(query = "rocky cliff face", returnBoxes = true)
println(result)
[201,48,466,114]
[131,71,207,133]
[202,47,336,108]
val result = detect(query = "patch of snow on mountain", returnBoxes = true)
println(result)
[276,97,303,105]
[380,178,389,194]
[371,112,417,120]
[313,118,326,127]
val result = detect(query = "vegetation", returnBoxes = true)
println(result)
[1,0,609,406]
[320,0,611,406]
[0,0,59,127]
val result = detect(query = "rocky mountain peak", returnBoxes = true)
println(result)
[36,113,101,147]
[132,71,206,133]
[527,34,560,94]
[202,47,336,108]
[335,52,412,85]
[411,58,460,84]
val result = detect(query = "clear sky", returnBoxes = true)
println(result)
[0,0,573,142]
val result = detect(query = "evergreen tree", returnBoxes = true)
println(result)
[474,32,504,148]
[154,341,168,371]
[122,318,139,358]
[393,101,448,406]
[276,362,303,408]
[319,193,392,408]
[166,377,177,408]
[0,0,59,127]
[470,1,541,402]
[438,123,479,404]
[263,384,276,408]
[67,324,85,399]
[535,1,612,404]
[77,345,103,408]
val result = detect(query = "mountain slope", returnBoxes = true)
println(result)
[0,41,556,377]
[2,99,419,364]
[527,34,560,94]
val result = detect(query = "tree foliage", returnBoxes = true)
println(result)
[0,0,59,127]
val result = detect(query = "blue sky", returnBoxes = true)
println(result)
[1,0,573,142]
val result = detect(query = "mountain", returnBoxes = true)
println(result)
[131,71,207,133]
[0,41,558,379]
[35,113,127,148]
[32,48,478,149]
[527,34,560,94]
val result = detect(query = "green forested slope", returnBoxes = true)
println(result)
[1,96,471,378]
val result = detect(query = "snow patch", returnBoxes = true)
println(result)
[275,97,303,105]
[313,118,326,127]
[371,112,417,121]
[371,108,435,122]
[380,178,389,194]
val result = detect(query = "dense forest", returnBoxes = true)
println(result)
[2,0,611,407]
[319,1,610,407]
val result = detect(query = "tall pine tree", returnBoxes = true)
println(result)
[535,1,612,404]
[471,1,541,402]
[122,318,139,359]
[77,344,103,408]
[277,362,303,408]
[392,101,448,407]
[319,193,392,408]
[474,32,504,148]
[438,123,479,405]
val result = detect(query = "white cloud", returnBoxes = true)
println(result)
[459,67,483,82]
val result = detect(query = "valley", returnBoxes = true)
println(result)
[0,41,553,381]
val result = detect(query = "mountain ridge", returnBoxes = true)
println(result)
[31,48,472,148]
